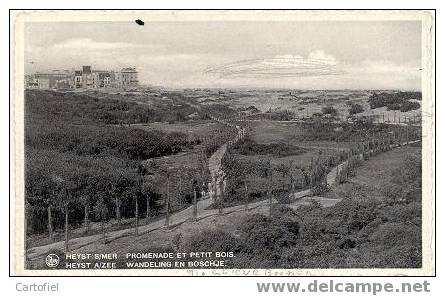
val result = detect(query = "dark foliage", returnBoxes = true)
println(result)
[348,103,365,115]
[24,90,200,235]
[294,120,419,143]
[26,124,192,161]
[191,150,422,268]
[368,92,421,111]
[25,89,202,125]
[400,101,421,112]
[231,137,306,157]
[321,106,338,116]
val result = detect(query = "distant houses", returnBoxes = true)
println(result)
[25,66,139,90]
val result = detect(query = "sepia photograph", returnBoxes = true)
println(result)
[11,10,435,276]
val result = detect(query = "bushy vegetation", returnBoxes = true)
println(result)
[294,119,420,143]
[220,145,334,207]
[269,110,295,121]
[25,90,206,238]
[26,90,203,125]
[27,124,195,161]
[185,150,422,268]
[383,153,422,204]
[238,105,260,113]
[203,126,238,157]
[183,229,244,254]
[348,103,365,115]
[335,156,364,184]
[321,106,338,116]
[252,110,295,121]
[201,103,239,119]
[231,137,306,157]
[399,101,421,112]
[185,198,421,268]
[368,92,421,112]
[183,205,301,268]
[25,148,154,234]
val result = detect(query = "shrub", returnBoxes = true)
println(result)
[241,210,300,254]
[383,153,422,204]
[368,222,421,247]
[231,138,306,157]
[278,247,306,268]
[26,123,190,161]
[183,229,243,253]
[275,191,292,204]
[378,202,421,225]
[348,103,364,115]
[368,92,421,110]
[346,204,378,233]
[377,245,422,268]
[346,156,363,177]
[321,106,337,116]
[400,101,420,112]
[311,183,330,196]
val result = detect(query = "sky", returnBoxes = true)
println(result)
[24,21,422,90]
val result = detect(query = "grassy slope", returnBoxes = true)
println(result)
[326,145,421,200]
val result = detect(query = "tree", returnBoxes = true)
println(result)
[164,168,173,228]
[197,148,210,194]
[80,176,95,234]
[134,188,140,236]
[265,159,273,216]
[64,200,69,252]
[50,175,69,250]
[244,179,249,210]
[133,166,148,235]
[94,193,110,244]
[26,170,55,239]
[142,172,164,220]
[112,183,122,225]
[192,179,198,220]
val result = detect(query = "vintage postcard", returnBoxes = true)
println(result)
[11,10,435,276]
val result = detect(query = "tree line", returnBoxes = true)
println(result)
[24,89,216,255]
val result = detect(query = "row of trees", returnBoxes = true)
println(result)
[219,121,421,211]
[24,89,244,257]
[293,119,421,143]
[25,147,210,254]
[221,150,334,208]
[183,142,422,269]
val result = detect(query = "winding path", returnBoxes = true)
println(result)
[25,134,344,261]
[26,117,241,262]
[26,120,418,264]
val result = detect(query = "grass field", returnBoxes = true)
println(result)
[245,121,352,171]
[326,144,422,201]
[249,121,359,149]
